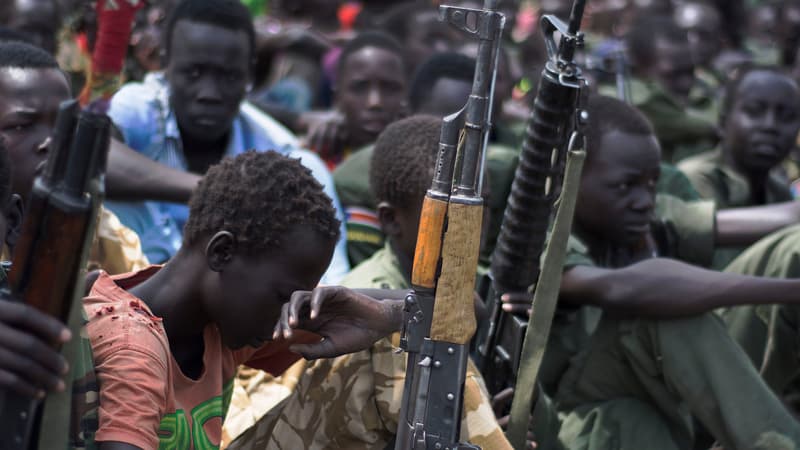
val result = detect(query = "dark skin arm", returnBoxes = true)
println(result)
[274,286,405,360]
[716,200,800,247]
[105,138,200,203]
[559,258,800,318]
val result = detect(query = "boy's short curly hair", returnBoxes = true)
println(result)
[183,151,340,252]
[370,115,442,210]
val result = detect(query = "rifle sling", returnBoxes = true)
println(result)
[505,147,585,449]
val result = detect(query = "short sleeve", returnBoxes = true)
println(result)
[93,345,169,448]
[677,155,727,205]
[461,359,513,449]
[655,194,716,267]
[563,234,596,270]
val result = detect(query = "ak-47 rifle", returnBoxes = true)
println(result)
[478,0,588,430]
[395,2,504,449]
[0,100,111,450]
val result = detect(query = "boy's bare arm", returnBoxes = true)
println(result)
[716,201,800,247]
[560,258,800,318]
[105,138,201,203]
[274,286,405,360]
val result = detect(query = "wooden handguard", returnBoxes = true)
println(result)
[411,196,449,289]
[431,201,483,344]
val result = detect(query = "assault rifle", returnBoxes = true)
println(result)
[478,1,588,446]
[395,2,505,449]
[0,100,111,450]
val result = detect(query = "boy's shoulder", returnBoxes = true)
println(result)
[677,150,723,177]
[340,244,407,290]
[83,268,170,363]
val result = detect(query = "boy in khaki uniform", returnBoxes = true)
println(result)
[227,116,514,450]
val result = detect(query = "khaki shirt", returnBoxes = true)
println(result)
[88,206,150,274]
[224,243,512,449]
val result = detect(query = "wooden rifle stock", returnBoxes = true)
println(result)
[395,2,505,449]
[0,101,110,450]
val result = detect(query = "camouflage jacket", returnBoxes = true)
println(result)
[225,243,513,450]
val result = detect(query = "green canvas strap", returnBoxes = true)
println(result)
[506,146,586,449]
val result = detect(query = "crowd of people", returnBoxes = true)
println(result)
[1,0,800,449]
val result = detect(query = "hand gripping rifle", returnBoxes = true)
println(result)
[395,2,504,449]
[0,100,111,450]
[478,0,588,446]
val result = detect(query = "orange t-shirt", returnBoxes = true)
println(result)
[83,266,317,449]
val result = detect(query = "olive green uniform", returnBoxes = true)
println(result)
[552,208,800,449]
[599,78,718,164]
[333,144,383,267]
[721,224,800,398]
[679,150,794,269]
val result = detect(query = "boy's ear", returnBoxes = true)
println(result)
[205,231,237,272]
[377,201,401,237]
[4,194,22,251]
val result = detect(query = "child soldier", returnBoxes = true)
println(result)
[679,67,800,268]
[529,95,800,450]
[679,67,799,208]
[264,99,800,450]
[227,116,513,450]
[621,15,718,163]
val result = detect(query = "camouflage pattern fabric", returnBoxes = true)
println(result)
[88,206,150,275]
[225,243,513,449]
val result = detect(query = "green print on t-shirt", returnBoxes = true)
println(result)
[157,379,234,449]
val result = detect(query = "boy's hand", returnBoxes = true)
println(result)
[274,286,404,360]
[0,294,71,398]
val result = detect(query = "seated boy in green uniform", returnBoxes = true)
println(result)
[227,115,514,450]
[679,67,800,268]
[679,67,798,208]
[618,15,718,163]
[526,95,800,450]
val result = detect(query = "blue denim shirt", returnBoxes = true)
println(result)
[106,73,349,283]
